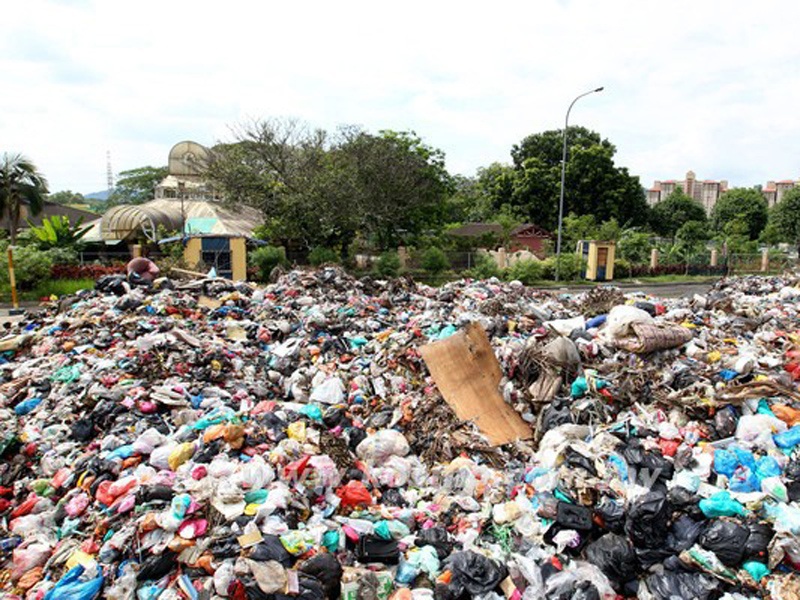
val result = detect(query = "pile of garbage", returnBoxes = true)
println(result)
[2,267,800,599]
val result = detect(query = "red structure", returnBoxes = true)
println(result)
[447,222,552,257]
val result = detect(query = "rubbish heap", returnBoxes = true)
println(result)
[2,268,800,599]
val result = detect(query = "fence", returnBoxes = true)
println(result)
[728,253,796,275]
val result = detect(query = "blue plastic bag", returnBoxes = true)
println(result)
[585,314,607,329]
[755,455,782,482]
[14,397,42,416]
[43,565,104,600]
[699,491,748,518]
[729,466,759,493]
[774,426,800,449]
[713,449,738,477]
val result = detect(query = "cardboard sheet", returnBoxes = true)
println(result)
[420,322,532,446]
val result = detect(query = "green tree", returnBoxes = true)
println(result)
[509,127,649,229]
[476,162,516,216]
[27,215,91,250]
[617,229,652,264]
[711,188,768,240]
[675,220,709,269]
[597,218,622,241]
[493,206,522,249]
[759,222,784,246]
[771,186,800,251]
[421,247,450,273]
[108,165,168,205]
[205,119,452,251]
[562,212,598,248]
[0,153,49,244]
[650,187,706,239]
[48,190,85,205]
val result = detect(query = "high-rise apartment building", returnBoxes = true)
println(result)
[646,170,728,214]
[762,180,796,208]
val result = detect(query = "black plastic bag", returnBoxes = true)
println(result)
[564,449,598,477]
[595,496,625,533]
[541,400,574,432]
[556,502,593,530]
[444,551,507,597]
[668,515,705,553]
[585,533,637,587]
[275,573,326,600]
[95,274,128,296]
[356,535,400,565]
[625,491,669,549]
[645,571,719,600]
[699,519,749,567]
[136,550,177,581]
[625,492,670,548]
[744,521,774,561]
[137,485,175,503]
[298,553,342,599]
[546,580,601,600]
[249,534,294,567]
[417,526,455,559]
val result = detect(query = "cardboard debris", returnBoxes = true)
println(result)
[420,322,532,446]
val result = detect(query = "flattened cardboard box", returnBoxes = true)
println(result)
[420,322,532,446]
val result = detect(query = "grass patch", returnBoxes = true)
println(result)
[0,278,95,303]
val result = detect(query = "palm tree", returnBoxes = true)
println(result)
[0,153,49,244]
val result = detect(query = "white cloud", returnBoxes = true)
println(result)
[2,0,800,193]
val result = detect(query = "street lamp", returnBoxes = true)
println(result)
[555,86,604,281]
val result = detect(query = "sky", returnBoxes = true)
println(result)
[2,0,800,195]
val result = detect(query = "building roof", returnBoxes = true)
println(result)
[90,198,263,243]
[0,201,98,231]
[448,222,551,238]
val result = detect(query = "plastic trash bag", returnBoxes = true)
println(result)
[543,562,615,600]
[744,521,774,561]
[698,491,748,518]
[699,519,749,566]
[584,533,637,588]
[444,551,507,597]
[644,571,719,600]
[43,564,104,600]
[355,429,410,463]
[625,491,669,548]
[417,526,455,559]
[298,553,342,599]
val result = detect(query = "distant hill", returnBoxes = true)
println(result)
[84,190,111,201]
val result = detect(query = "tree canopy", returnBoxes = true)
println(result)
[771,186,800,247]
[711,188,768,240]
[650,187,707,238]
[506,126,649,230]
[204,119,452,251]
[0,153,49,244]
[108,166,168,205]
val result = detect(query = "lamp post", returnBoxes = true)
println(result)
[555,86,604,281]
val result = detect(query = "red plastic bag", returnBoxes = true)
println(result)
[336,480,373,507]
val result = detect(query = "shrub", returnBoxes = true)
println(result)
[541,253,585,281]
[50,264,124,279]
[464,253,500,280]
[421,247,450,273]
[0,245,54,290]
[308,246,339,266]
[375,251,401,278]
[505,259,543,285]
[250,245,288,281]
[614,258,632,279]
[45,247,80,265]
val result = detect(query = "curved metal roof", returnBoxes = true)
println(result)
[101,204,183,241]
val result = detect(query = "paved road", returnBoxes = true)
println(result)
[546,280,717,299]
